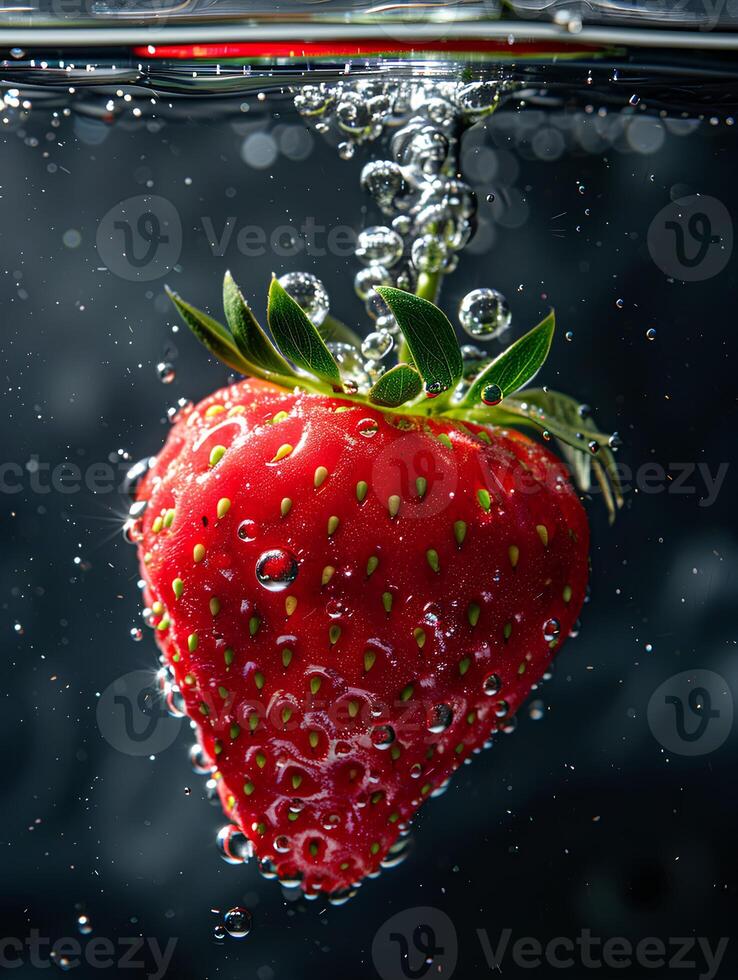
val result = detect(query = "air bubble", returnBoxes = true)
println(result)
[355,226,404,268]
[277,271,329,327]
[255,549,299,591]
[224,907,252,939]
[156,361,175,384]
[459,288,511,339]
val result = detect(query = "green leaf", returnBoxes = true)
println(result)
[166,287,249,376]
[222,272,296,379]
[267,278,342,389]
[461,311,555,409]
[376,287,462,402]
[503,387,624,523]
[369,364,423,407]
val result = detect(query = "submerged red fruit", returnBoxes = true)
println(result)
[133,376,589,897]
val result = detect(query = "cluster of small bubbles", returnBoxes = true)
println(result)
[223,907,252,939]
[216,824,253,865]
[294,78,511,383]
[459,287,511,340]
[156,361,175,384]
[277,271,329,327]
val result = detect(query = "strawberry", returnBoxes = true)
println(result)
[129,272,622,902]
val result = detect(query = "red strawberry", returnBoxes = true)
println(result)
[129,274,621,901]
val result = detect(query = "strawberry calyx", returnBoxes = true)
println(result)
[166,272,624,521]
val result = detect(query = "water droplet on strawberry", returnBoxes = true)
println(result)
[224,907,252,939]
[255,549,298,591]
[543,618,561,642]
[371,724,395,749]
[238,520,258,542]
[122,456,153,499]
[357,417,379,438]
[380,836,413,868]
[189,743,212,775]
[274,835,291,853]
[328,888,357,906]
[494,700,510,718]
[483,674,502,696]
[326,599,347,619]
[258,858,278,879]
[217,824,252,864]
[428,704,453,733]
[481,383,503,406]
